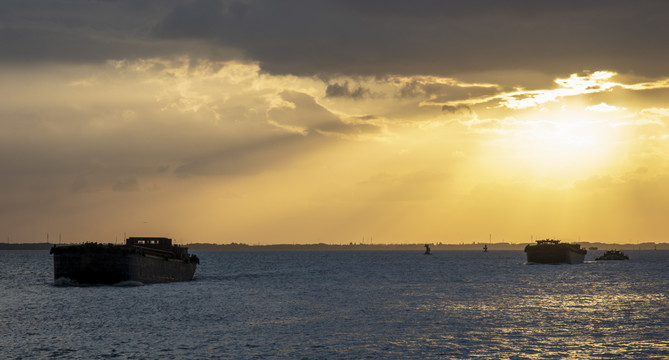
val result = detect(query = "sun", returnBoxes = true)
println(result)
[492,107,622,184]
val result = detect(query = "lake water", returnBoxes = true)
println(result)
[1,249,668,359]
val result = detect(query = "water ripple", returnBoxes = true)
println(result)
[1,250,668,359]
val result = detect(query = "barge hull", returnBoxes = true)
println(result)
[525,248,585,264]
[524,239,587,264]
[52,238,198,284]
[54,252,196,284]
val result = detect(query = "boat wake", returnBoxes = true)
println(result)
[53,277,144,287]
[114,280,145,287]
[53,277,78,287]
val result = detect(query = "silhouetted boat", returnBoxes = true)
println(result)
[50,237,199,285]
[595,250,629,261]
[524,239,587,264]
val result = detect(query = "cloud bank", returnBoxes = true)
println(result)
[2,1,669,78]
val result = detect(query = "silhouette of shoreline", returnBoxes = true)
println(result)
[4,242,668,251]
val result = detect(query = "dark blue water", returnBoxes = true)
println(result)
[1,250,668,359]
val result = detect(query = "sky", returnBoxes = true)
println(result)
[3,0,669,244]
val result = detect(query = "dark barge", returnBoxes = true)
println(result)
[50,237,199,285]
[524,239,587,264]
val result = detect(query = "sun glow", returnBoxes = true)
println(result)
[490,109,622,184]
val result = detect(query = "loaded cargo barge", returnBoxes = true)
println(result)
[524,239,587,264]
[50,237,199,285]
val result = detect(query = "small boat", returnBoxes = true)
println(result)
[50,237,199,285]
[595,250,629,261]
[524,239,587,264]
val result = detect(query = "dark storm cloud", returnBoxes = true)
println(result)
[0,0,237,64]
[325,82,370,99]
[4,0,669,77]
[442,104,472,114]
[153,0,669,77]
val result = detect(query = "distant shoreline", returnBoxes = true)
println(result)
[2,242,668,251]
